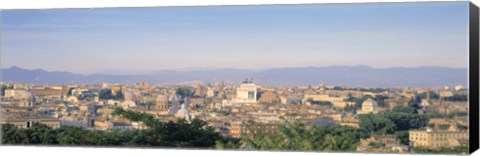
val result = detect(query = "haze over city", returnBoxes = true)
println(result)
[0,2,472,154]
[1,2,469,75]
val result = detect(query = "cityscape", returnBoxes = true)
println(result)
[0,77,470,153]
[0,1,471,155]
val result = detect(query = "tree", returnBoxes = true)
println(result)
[24,122,57,144]
[239,119,366,151]
[374,95,388,108]
[438,124,450,130]
[381,112,428,131]
[321,135,354,151]
[176,87,195,99]
[392,106,417,114]
[56,126,89,145]
[1,124,29,144]
[111,107,220,148]
[358,114,396,135]
[408,97,418,108]
[416,91,439,99]
[0,85,7,96]
[443,94,468,102]
[99,89,123,100]
[448,111,468,118]
[394,131,409,145]
[358,112,428,135]
[306,98,332,106]
[456,124,468,130]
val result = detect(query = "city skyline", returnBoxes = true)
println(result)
[1,2,469,74]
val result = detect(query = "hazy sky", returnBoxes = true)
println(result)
[1,2,469,74]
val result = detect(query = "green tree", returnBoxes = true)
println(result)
[239,120,365,151]
[443,94,468,102]
[438,124,450,130]
[358,114,397,135]
[0,85,7,96]
[56,126,89,145]
[176,87,195,99]
[1,124,29,144]
[24,122,57,144]
[392,106,417,114]
[394,131,409,145]
[321,135,354,151]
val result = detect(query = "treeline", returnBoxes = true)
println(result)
[306,99,332,106]
[0,106,467,154]
[237,121,368,151]
[2,107,220,148]
[237,106,434,151]
[443,94,468,102]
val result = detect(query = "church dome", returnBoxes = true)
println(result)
[362,98,378,107]
[175,103,190,118]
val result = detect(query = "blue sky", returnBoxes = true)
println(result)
[1,2,469,74]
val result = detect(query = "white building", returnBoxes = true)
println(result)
[357,98,378,114]
[233,79,258,104]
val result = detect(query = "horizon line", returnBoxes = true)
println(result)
[1,64,469,76]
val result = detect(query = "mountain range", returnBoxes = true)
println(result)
[0,65,468,88]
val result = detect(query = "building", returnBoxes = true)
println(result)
[1,112,61,129]
[357,98,378,114]
[4,89,32,99]
[233,79,258,104]
[111,85,123,96]
[357,134,408,153]
[409,127,468,148]
[194,84,207,97]
[229,121,276,138]
[206,87,217,98]
[230,121,243,138]
[257,91,280,104]
[31,88,65,99]
[156,95,169,111]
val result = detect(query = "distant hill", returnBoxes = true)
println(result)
[0,65,468,88]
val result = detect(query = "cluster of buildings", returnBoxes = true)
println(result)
[0,80,470,152]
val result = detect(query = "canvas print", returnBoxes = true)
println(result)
[0,1,473,155]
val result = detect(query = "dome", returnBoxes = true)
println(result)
[176,104,189,115]
[175,103,190,119]
[362,98,378,107]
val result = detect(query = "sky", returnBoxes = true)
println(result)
[1,1,470,75]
